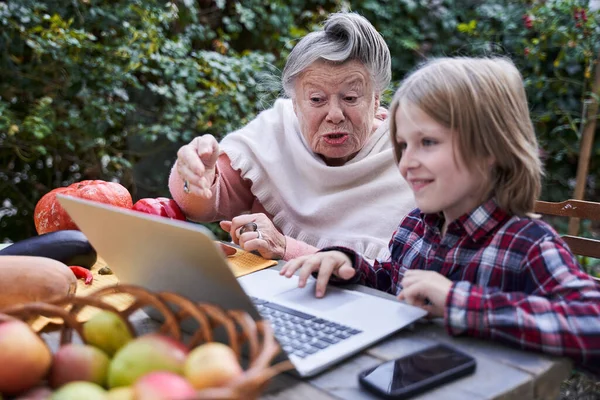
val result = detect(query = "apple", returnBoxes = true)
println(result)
[107,334,189,388]
[133,372,196,400]
[105,387,134,400]
[83,310,133,357]
[13,386,52,400]
[0,320,52,395]
[49,344,110,388]
[50,381,106,400]
[183,342,243,390]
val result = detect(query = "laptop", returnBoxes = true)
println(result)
[57,195,427,377]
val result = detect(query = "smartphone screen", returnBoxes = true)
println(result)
[359,344,476,398]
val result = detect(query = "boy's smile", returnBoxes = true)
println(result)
[394,103,490,225]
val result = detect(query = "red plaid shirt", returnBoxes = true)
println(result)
[332,199,600,375]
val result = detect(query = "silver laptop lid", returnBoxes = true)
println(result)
[56,194,261,320]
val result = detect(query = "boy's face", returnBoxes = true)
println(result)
[394,103,489,223]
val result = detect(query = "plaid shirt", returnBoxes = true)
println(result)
[331,198,600,375]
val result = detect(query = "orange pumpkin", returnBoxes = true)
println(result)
[34,180,133,234]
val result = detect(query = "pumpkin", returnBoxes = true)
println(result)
[34,180,133,234]
[132,197,186,221]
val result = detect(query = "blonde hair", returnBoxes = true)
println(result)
[389,57,542,216]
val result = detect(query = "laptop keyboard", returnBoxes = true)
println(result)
[251,297,362,359]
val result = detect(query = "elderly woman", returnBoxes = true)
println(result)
[169,12,414,261]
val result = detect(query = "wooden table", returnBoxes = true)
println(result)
[41,271,573,400]
[260,283,573,400]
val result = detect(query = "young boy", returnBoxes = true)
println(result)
[280,57,600,375]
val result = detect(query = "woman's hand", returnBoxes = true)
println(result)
[372,106,388,132]
[398,270,453,317]
[175,134,220,198]
[220,213,286,260]
[279,251,355,298]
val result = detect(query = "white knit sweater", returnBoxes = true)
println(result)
[220,99,415,260]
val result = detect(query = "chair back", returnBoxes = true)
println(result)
[534,199,600,282]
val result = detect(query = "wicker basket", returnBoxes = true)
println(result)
[0,284,293,400]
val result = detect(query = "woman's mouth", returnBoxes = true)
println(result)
[323,133,349,145]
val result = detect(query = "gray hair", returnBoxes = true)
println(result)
[282,12,391,97]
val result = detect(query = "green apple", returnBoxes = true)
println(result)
[105,387,134,400]
[184,342,243,390]
[50,381,106,400]
[107,334,189,388]
[83,311,133,357]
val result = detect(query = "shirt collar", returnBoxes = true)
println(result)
[421,198,510,241]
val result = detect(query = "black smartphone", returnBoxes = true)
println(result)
[358,343,476,399]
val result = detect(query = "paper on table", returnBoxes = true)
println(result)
[31,244,277,332]
[225,245,279,277]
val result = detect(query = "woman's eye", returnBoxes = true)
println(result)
[396,141,407,151]
[422,138,437,147]
[310,97,323,104]
[344,96,358,103]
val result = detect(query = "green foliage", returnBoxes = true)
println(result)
[1,0,599,248]
[0,0,336,242]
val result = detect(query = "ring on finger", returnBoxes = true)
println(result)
[239,222,258,235]
[256,229,262,240]
[183,180,190,194]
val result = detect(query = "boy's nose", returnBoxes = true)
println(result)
[398,149,419,172]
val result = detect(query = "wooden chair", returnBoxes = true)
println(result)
[534,199,600,282]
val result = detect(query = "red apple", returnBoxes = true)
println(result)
[13,386,52,400]
[49,343,110,388]
[0,320,52,395]
[133,371,196,400]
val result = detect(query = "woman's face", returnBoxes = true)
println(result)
[292,60,379,166]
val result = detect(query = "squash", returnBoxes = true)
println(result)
[0,256,77,309]
[34,180,133,235]
[132,197,186,221]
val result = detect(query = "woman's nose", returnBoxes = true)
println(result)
[325,99,345,124]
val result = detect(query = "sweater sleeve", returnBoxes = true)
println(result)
[316,245,400,294]
[168,153,255,222]
[445,237,600,371]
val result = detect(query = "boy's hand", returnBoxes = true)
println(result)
[398,270,452,317]
[279,251,355,298]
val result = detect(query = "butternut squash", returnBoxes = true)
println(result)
[0,256,77,309]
